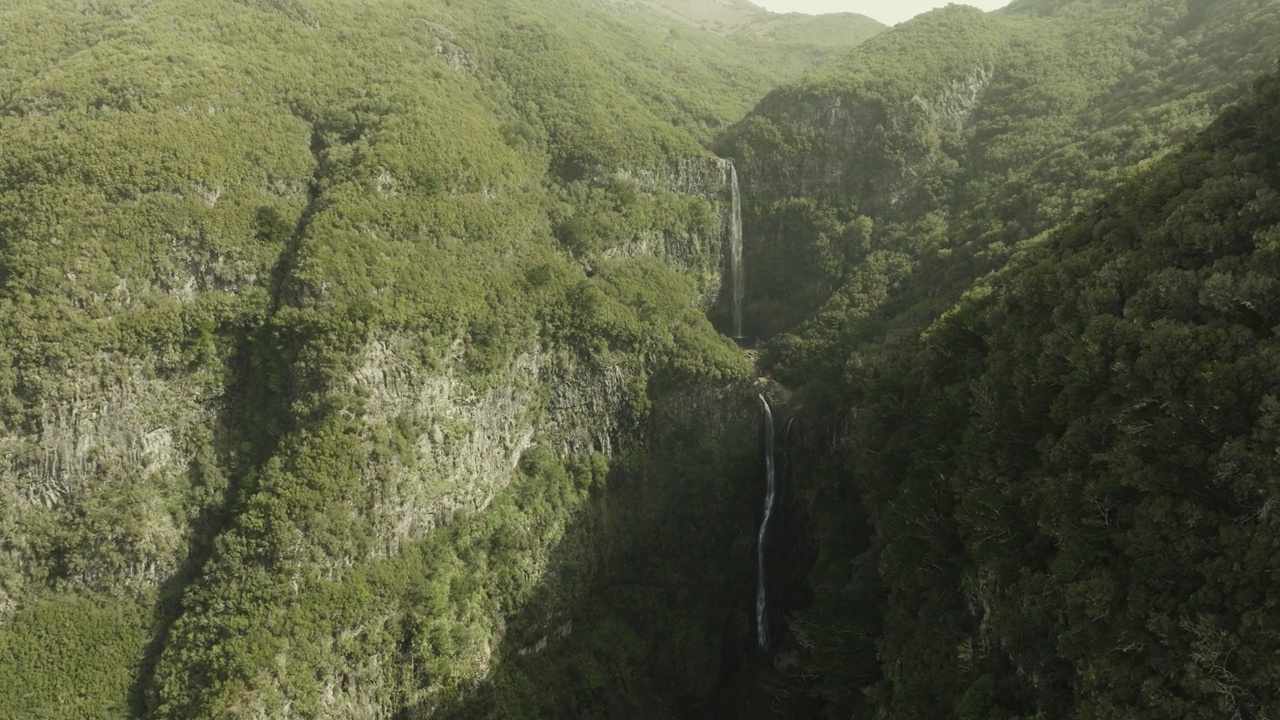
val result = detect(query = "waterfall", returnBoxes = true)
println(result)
[756,394,776,650]
[730,164,744,338]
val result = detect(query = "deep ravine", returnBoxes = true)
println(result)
[756,393,776,650]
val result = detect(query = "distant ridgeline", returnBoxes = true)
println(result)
[1,0,1280,718]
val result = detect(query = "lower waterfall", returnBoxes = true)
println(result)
[756,394,776,650]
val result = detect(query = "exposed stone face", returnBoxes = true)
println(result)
[910,67,993,130]
[347,334,641,562]
[419,19,473,73]
[0,353,220,606]
[613,157,735,197]
[743,68,994,211]
[608,156,740,308]
[351,336,543,559]
[259,332,751,718]
[0,320,731,691]
[157,232,260,302]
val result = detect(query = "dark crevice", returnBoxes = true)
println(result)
[269,124,328,313]
[126,320,301,718]
[125,126,327,719]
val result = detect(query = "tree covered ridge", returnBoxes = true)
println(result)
[0,0,793,716]
[718,0,1280,343]
[779,63,1280,719]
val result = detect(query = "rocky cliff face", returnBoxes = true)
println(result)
[0,314,746,571]
[0,0,863,715]
[348,334,644,562]
[0,349,226,613]
[608,156,741,308]
[738,67,993,211]
[163,328,761,719]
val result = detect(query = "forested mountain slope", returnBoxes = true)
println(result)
[719,0,1280,346]
[3,0,1280,718]
[777,62,1280,720]
[0,0,882,717]
[719,0,1280,716]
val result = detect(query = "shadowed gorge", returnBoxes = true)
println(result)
[3,0,1280,718]
[755,394,775,651]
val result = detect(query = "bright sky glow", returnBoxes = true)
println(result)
[754,1,1015,26]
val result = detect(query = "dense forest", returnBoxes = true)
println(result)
[1,0,1279,718]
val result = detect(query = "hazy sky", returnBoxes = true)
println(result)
[755,1,1014,26]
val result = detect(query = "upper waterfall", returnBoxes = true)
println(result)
[730,163,744,339]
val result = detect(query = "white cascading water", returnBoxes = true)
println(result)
[756,394,776,650]
[730,164,744,338]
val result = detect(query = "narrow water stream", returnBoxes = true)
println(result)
[756,394,775,650]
